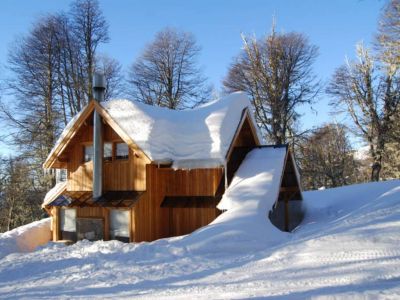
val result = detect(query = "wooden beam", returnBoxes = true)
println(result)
[284,197,289,232]
[225,108,261,162]
[43,101,96,169]
[280,186,299,193]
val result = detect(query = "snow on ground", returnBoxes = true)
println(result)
[0,149,399,298]
[0,218,51,260]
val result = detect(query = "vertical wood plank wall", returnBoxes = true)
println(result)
[51,207,59,241]
[66,120,147,192]
[134,165,224,242]
[52,109,260,243]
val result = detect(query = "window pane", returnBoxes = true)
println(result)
[84,145,93,162]
[116,143,129,160]
[110,210,130,240]
[60,208,76,232]
[56,169,67,183]
[104,143,112,161]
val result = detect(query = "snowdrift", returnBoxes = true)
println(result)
[183,147,290,253]
[0,218,51,260]
[0,173,399,298]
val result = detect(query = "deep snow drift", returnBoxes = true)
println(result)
[0,159,399,298]
[0,218,51,260]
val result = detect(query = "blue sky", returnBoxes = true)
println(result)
[0,0,384,154]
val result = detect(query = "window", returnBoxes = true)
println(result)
[116,143,129,160]
[110,210,130,242]
[84,145,94,162]
[104,143,113,162]
[60,208,77,241]
[76,218,104,241]
[56,169,67,184]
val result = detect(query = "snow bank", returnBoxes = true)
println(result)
[183,148,290,253]
[0,218,51,259]
[101,92,259,167]
[303,179,400,225]
[0,179,400,298]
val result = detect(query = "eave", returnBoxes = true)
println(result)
[43,100,151,170]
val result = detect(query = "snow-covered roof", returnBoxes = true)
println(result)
[100,92,258,167]
[45,92,260,169]
[217,147,287,211]
[42,182,67,208]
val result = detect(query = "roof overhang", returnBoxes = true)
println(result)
[43,100,151,169]
[225,107,261,162]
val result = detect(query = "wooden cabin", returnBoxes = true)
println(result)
[42,90,302,243]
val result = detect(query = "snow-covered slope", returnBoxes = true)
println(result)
[0,170,399,298]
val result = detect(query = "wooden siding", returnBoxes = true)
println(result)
[51,207,59,241]
[133,165,224,242]
[65,119,147,192]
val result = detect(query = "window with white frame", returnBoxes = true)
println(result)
[60,208,77,241]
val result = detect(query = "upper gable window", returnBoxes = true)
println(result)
[84,145,94,162]
[116,143,129,160]
[104,143,113,162]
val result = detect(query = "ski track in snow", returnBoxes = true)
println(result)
[0,177,399,298]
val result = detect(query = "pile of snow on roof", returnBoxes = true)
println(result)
[184,147,290,252]
[101,92,257,168]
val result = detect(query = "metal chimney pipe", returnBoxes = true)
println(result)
[93,73,106,200]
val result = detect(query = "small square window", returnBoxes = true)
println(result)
[116,143,129,160]
[104,143,113,161]
[84,145,93,162]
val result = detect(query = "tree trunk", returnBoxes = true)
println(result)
[371,161,382,182]
[7,201,14,231]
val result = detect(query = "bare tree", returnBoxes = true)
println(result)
[223,28,319,144]
[0,157,44,232]
[95,55,124,101]
[3,15,62,163]
[327,44,400,181]
[376,0,400,179]
[54,13,87,118]
[71,0,109,102]
[297,124,358,190]
[0,0,118,230]
[127,28,211,109]
[377,0,400,65]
